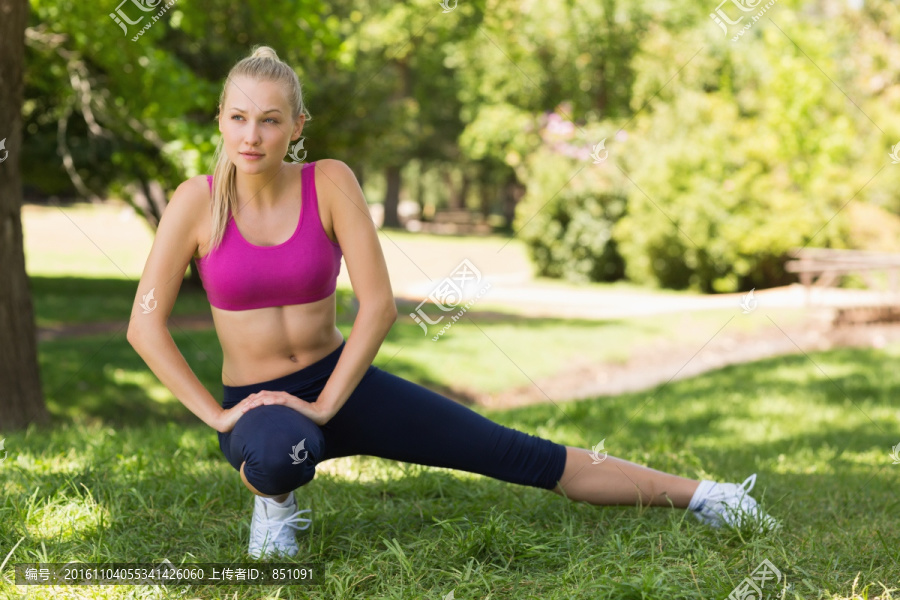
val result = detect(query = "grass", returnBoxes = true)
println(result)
[1,326,899,598]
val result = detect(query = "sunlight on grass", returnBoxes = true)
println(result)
[106,368,176,404]
[26,487,108,542]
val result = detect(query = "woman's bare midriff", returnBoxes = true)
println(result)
[211,296,344,386]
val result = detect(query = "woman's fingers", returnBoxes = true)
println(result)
[242,391,295,411]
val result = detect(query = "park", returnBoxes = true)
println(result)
[1,1,900,599]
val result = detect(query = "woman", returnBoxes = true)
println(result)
[127,46,776,559]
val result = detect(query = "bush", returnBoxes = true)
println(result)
[514,118,627,284]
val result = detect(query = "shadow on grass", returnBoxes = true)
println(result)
[39,327,225,428]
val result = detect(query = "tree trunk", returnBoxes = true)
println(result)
[383,165,401,228]
[502,174,524,230]
[0,0,51,432]
[415,161,426,217]
[443,167,461,210]
[479,178,492,220]
[458,171,471,211]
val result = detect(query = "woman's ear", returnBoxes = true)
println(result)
[292,114,306,140]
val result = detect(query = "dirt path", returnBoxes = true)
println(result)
[473,320,900,409]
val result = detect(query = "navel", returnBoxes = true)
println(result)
[289,355,298,362]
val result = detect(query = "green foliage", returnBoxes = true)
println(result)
[615,3,900,292]
[514,119,627,283]
[518,1,900,292]
[22,0,900,291]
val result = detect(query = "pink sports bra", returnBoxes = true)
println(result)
[195,161,343,311]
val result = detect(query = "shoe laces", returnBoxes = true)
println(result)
[252,506,312,549]
[707,474,761,522]
[727,473,756,500]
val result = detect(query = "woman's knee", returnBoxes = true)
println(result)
[237,406,325,495]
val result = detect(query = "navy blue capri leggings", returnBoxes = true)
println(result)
[218,341,568,496]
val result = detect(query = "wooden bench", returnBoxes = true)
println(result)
[410,210,492,235]
[784,248,900,291]
[784,248,900,322]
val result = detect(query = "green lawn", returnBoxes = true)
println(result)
[1,329,898,598]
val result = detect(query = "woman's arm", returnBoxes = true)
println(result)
[125,176,229,433]
[284,159,397,424]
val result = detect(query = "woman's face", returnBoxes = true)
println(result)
[218,76,304,173]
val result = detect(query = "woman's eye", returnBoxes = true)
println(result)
[230,115,278,124]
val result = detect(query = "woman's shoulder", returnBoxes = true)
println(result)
[310,159,359,198]
[311,158,351,176]
[173,175,214,211]
[166,175,212,212]
[174,174,212,197]
[165,175,212,243]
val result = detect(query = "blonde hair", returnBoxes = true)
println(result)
[205,45,312,253]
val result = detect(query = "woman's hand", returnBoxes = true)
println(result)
[241,390,337,426]
[215,395,260,433]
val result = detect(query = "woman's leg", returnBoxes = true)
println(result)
[219,403,326,497]
[552,447,700,507]
[322,367,697,506]
[240,462,289,502]
[320,366,565,488]
[328,368,699,505]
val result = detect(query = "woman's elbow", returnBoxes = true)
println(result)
[379,299,398,324]
[126,320,164,348]
[360,298,397,322]
[384,299,398,320]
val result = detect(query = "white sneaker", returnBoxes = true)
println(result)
[688,474,779,532]
[248,492,312,559]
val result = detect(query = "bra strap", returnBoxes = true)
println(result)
[301,161,315,209]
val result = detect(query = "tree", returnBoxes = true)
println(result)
[0,0,50,431]
[23,0,335,286]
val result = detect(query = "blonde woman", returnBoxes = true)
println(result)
[127,46,776,559]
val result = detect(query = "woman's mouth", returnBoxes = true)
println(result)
[240,152,264,160]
